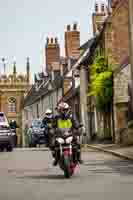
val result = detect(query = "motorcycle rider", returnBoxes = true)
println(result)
[42,109,55,147]
[53,102,83,166]
[9,120,18,147]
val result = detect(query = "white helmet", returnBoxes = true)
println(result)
[45,109,52,119]
[45,109,52,114]
[58,102,69,113]
[64,103,69,109]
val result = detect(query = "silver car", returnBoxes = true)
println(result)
[0,112,13,152]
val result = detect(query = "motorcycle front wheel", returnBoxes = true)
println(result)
[63,156,73,178]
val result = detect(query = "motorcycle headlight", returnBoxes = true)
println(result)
[56,138,65,144]
[66,136,73,144]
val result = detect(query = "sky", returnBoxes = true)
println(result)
[0,0,106,81]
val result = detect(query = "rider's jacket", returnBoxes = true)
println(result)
[54,114,80,130]
[42,117,55,129]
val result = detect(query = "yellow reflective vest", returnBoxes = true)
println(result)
[57,118,72,129]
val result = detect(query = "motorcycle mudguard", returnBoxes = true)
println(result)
[63,149,70,156]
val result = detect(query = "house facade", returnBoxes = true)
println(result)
[0,58,30,146]
[22,73,63,146]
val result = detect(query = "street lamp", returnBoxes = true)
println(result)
[47,80,53,112]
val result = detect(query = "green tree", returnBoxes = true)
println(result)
[89,56,113,139]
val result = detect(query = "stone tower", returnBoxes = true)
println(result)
[65,23,80,59]
[45,37,60,72]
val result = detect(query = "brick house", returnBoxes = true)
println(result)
[92,0,131,143]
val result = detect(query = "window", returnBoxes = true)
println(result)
[8,97,16,113]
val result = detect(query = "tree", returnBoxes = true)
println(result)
[88,56,113,139]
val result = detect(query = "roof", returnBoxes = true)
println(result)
[24,73,63,107]
[79,38,96,51]
[70,36,97,71]
[59,86,80,103]
[72,18,109,71]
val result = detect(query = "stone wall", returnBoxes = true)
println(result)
[114,64,130,105]
[114,64,133,144]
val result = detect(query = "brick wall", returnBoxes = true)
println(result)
[105,0,129,66]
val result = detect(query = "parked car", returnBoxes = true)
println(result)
[27,119,46,147]
[0,112,13,152]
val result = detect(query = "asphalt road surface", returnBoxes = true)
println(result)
[0,148,133,200]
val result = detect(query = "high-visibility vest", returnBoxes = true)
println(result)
[57,118,72,129]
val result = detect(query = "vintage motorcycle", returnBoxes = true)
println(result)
[55,128,79,178]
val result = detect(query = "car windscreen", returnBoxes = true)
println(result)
[0,113,6,122]
[0,125,10,130]
[32,120,42,128]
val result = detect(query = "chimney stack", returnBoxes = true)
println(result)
[45,37,60,72]
[65,23,80,59]
[92,3,107,35]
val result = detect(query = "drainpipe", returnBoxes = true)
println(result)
[112,73,115,143]
[80,65,90,143]
[128,0,133,112]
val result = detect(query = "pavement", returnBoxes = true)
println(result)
[15,144,133,161]
[86,143,133,160]
[1,148,133,199]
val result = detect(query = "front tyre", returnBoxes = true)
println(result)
[63,156,72,178]
[7,145,13,152]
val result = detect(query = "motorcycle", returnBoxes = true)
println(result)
[55,129,78,178]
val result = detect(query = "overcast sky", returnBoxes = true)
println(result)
[0,0,106,81]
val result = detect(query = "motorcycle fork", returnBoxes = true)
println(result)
[60,144,63,156]
[69,143,72,156]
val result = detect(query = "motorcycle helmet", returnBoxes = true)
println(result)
[45,109,53,119]
[57,102,70,117]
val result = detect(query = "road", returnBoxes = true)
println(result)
[0,148,133,200]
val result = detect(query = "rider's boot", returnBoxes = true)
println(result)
[52,150,59,166]
[52,159,58,166]
[77,147,83,164]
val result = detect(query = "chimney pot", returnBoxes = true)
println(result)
[95,3,99,13]
[67,25,71,31]
[73,23,77,31]
[55,37,58,44]
[101,3,105,12]
[51,38,54,43]
[46,37,49,44]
